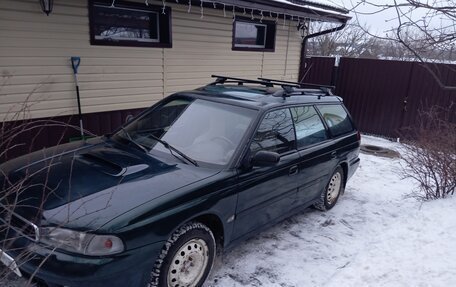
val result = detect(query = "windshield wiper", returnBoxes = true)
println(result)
[120,128,149,154]
[148,134,199,167]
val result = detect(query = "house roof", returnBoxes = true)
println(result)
[184,0,351,24]
[291,0,347,13]
[234,0,351,23]
[273,0,348,15]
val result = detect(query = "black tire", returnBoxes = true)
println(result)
[314,166,345,211]
[148,222,216,287]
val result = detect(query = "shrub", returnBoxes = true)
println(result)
[401,105,456,200]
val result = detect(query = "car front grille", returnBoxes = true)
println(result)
[0,204,39,242]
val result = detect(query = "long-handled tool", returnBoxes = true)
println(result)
[70,56,84,139]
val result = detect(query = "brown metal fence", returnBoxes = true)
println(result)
[302,57,456,138]
[300,56,335,85]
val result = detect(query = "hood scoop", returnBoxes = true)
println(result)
[77,152,148,177]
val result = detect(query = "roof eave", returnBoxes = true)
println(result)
[163,0,351,23]
[241,0,351,23]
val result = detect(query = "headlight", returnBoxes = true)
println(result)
[40,227,124,256]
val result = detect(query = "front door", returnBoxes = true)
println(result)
[232,108,300,239]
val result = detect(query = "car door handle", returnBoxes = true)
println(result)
[289,165,298,176]
[330,151,337,159]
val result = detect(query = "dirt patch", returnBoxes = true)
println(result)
[360,144,401,158]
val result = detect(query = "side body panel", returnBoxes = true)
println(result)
[231,152,301,239]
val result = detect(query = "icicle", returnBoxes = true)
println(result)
[145,0,149,6]
[213,2,216,8]
[260,10,263,23]
[243,7,246,15]
[223,3,226,17]
[283,13,286,28]
[251,9,254,20]
[232,5,235,22]
[110,0,116,7]
[291,15,293,21]
[200,0,204,18]
[275,12,279,23]
[269,11,272,18]
[188,0,191,13]
[162,0,166,14]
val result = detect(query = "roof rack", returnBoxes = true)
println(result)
[258,77,335,90]
[258,77,334,98]
[208,75,334,98]
[210,75,274,87]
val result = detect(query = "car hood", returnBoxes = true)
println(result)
[0,137,220,230]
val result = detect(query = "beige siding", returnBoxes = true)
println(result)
[0,0,302,121]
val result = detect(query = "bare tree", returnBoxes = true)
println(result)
[347,0,456,90]
[307,23,379,58]
[0,78,97,286]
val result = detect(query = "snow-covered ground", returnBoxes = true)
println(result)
[205,135,456,287]
[3,135,456,286]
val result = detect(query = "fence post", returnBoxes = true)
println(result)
[331,56,340,87]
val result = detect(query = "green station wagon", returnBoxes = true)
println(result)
[0,76,360,287]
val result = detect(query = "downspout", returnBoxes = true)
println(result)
[298,21,347,83]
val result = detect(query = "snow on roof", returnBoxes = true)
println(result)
[304,0,346,10]
[270,0,350,19]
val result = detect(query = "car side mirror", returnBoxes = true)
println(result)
[125,114,134,123]
[251,151,280,167]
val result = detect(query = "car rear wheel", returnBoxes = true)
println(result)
[148,222,216,287]
[314,166,344,211]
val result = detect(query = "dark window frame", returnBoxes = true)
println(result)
[232,17,276,52]
[88,0,172,48]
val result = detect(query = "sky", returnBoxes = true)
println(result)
[322,0,433,36]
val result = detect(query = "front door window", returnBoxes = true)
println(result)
[250,108,296,154]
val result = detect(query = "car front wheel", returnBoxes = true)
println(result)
[314,166,345,211]
[148,222,216,287]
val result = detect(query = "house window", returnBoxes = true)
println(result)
[89,0,172,48]
[233,18,276,52]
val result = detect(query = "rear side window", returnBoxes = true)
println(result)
[316,104,354,137]
[250,108,296,154]
[291,106,328,148]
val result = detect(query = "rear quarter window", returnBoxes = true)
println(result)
[316,104,354,137]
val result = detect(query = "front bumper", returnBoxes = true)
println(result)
[8,241,165,287]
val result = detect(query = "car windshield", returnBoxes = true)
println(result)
[114,98,256,166]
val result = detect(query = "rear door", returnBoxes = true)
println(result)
[315,104,359,180]
[290,105,335,205]
[232,108,300,239]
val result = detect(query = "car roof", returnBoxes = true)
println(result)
[173,84,343,111]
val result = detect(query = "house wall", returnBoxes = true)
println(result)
[0,0,302,121]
